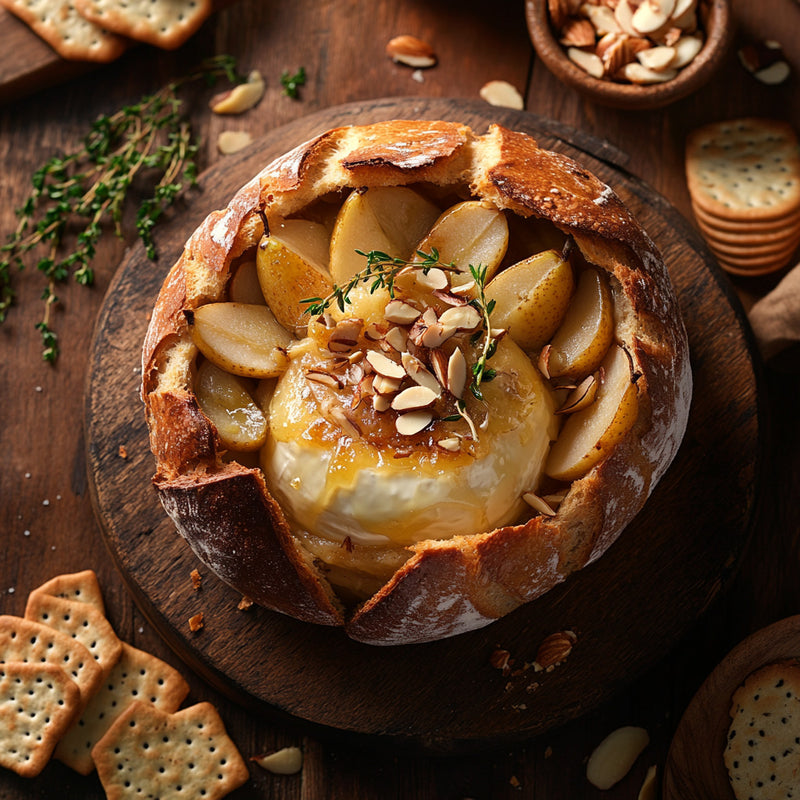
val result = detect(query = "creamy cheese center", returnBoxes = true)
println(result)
[261,289,557,547]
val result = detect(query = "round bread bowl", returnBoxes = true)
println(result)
[525,0,733,110]
[141,119,692,646]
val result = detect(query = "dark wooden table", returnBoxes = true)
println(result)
[1,1,798,797]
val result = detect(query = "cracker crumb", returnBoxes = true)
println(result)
[118,445,128,459]
[190,569,202,591]
[188,613,204,632]
[237,596,253,611]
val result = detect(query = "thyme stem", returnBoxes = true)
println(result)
[0,54,243,362]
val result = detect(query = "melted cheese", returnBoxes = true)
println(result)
[261,295,557,547]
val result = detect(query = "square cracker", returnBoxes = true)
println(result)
[24,593,122,680]
[0,661,81,777]
[55,641,190,774]
[30,570,106,615]
[724,658,800,799]
[686,118,800,221]
[0,0,128,62]
[0,615,103,712]
[92,700,250,799]
[73,0,213,50]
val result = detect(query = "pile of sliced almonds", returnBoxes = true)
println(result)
[549,0,705,84]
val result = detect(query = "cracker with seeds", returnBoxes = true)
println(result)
[24,593,122,680]
[0,0,129,62]
[30,569,106,615]
[92,700,250,799]
[686,118,800,221]
[0,661,81,777]
[0,615,103,711]
[56,641,190,774]
[73,0,212,50]
[724,658,800,799]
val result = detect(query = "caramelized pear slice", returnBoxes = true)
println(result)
[228,259,265,305]
[329,186,441,284]
[415,201,508,281]
[190,302,291,379]
[486,250,575,352]
[195,360,268,452]
[545,267,613,380]
[545,344,638,482]
[257,230,334,334]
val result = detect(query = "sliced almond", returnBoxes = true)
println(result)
[614,0,640,37]
[523,492,558,516]
[305,369,343,390]
[329,406,361,438]
[670,0,695,19]
[638,765,658,800]
[596,33,631,74]
[217,130,253,155]
[754,60,791,85]
[557,374,598,413]
[210,70,265,115]
[421,322,457,349]
[252,746,303,775]
[582,4,622,35]
[631,0,676,34]
[328,318,363,353]
[373,393,391,412]
[415,267,449,291]
[365,350,406,380]
[429,349,449,389]
[623,61,678,82]
[479,80,525,110]
[383,326,408,352]
[538,344,552,380]
[669,33,703,67]
[364,321,388,340]
[384,299,421,325]
[401,352,443,395]
[438,304,481,331]
[636,44,676,70]
[391,385,439,411]
[567,47,604,78]
[437,437,461,452]
[586,726,650,790]
[560,17,597,46]
[447,348,468,399]
[373,374,403,395]
[395,410,433,436]
[386,35,437,68]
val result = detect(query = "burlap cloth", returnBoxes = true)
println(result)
[748,262,800,364]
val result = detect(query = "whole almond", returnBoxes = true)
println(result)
[386,35,437,68]
[534,630,577,669]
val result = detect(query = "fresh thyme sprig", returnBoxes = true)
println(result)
[302,247,454,316]
[302,249,499,436]
[280,67,306,99]
[0,54,242,362]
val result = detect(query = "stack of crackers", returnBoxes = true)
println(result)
[0,570,249,799]
[724,658,800,799]
[686,118,800,277]
[0,0,213,62]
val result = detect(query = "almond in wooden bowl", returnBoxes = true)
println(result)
[141,120,692,645]
[525,0,733,109]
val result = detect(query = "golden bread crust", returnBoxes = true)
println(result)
[142,120,691,645]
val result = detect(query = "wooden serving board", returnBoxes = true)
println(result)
[84,97,764,753]
[664,615,800,799]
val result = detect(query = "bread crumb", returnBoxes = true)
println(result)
[237,596,253,611]
[188,613,204,632]
[190,569,202,591]
[118,445,128,459]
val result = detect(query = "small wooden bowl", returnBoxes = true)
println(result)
[525,0,734,110]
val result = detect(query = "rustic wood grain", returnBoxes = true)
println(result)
[84,98,761,752]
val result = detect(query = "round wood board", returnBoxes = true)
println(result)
[85,97,764,754]
[664,616,800,798]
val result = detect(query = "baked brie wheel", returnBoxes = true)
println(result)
[141,120,691,645]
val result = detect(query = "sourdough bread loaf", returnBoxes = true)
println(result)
[141,120,692,645]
